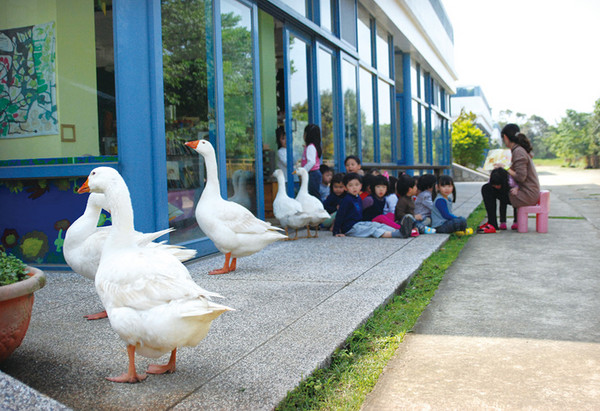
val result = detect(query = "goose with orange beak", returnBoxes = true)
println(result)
[184,139,286,274]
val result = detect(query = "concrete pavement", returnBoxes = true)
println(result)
[0,182,483,410]
[362,166,600,410]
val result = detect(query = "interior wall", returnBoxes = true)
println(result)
[0,0,100,160]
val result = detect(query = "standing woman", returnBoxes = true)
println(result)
[479,123,540,233]
[301,124,323,199]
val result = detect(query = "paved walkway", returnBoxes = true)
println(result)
[362,166,600,410]
[0,182,483,410]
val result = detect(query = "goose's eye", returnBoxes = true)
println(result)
[91,171,96,175]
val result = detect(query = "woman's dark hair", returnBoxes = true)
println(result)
[417,174,437,192]
[501,123,533,154]
[434,174,456,202]
[369,175,389,197]
[342,172,362,186]
[344,155,361,166]
[489,167,509,191]
[276,126,285,149]
[304,124,322,157]
[331,172,345,186]
[396,174,416,196]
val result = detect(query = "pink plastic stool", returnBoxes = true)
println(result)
[517,190,550,233]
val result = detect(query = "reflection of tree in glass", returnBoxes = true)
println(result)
[221,9,254,159]
[344,89,358,156]
[162,0,210,130]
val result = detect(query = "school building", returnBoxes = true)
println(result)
[0,0,457,265]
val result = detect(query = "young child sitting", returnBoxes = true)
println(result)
[394,174,435,235]
[414,174,436,227]
[322,173,346,229]
[333,173,415,238]
[431,175,473,235]
[319,164,333,202]
[363,175,400,229]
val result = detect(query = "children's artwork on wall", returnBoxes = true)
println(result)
[0,21,57,138]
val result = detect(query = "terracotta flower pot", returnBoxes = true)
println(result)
[0,267,46,362]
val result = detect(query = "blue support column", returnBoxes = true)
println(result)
[401,53,414,166]
[425,73,432,165]
[113,0,168,234]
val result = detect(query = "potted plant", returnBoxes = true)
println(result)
[0,249,46,362]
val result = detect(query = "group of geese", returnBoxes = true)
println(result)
[63,139,328,383]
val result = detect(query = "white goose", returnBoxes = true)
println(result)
[63,193,197,320]
[272,169,311,240]
[78,167,232,383]
[294,167,330,238]
[185,139,286,274]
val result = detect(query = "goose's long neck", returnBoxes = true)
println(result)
[276,174,288,197]
[299,172,309,194]
[202,148,222,198]
[103,180,135,235]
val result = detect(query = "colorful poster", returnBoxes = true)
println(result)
[0,21,57,138]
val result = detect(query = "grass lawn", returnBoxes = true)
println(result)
[533,158,586,168]
[276,204,487,410]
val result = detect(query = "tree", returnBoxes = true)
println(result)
[546,109,592,165]
[451,109,488,168]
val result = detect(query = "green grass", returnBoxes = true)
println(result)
[276,204,488,411]
[534,158,586,168]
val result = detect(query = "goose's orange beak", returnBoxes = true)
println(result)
[185,140,199,149]
[78,178,90,194]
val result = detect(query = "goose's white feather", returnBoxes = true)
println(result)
[83,167,232,359]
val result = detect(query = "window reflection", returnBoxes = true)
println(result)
[412,100,421,164]
[376,28,390,78]
[162,0,212,243]
[320,0,332,31]
[318,48,335,166]
[432,114,442,165]
[378,79,392,163]
[289,35,309,165]
[342,59,358,157]
[357,7,372,65]
[222,0,256,214]
[359,68,373,162]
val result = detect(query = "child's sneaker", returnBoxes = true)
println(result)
[499,223,507,230]
[410,228,420,237]
[511,222,518,230]
[455,228,474,236]
[400,215,417,238]
[423,226,436,234]
[477,223,496,234]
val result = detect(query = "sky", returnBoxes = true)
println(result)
[442,0,600,125]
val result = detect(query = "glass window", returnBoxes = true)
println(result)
[378,79,392,163]
[288,34,310,165]
[359,68,374,162]
[162,0,213,243]
[420,70,426,101]
[376,27,390,78]
[0,1,116,160]
[432,114,442,165]
[394,51,403,91]
[412,100,421,163]
[342,59,358,157]
[395,98,403,162]
[410,62,418,98]
[318,48,336,166]
[222,0,257,214]
[320,0,332,32]
[432,81,440,107]
[279,0,306,17]
[340,0,357,47]
[357,7,372,65]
